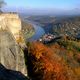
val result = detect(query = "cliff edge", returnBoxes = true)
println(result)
[0,13,28,77]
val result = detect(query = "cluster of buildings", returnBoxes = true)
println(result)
[39,33,56,43]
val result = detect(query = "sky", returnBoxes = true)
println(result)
[4,0,80,9]
[2,0,80,15]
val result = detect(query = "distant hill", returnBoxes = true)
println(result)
[27,16,80,39]
[51,16,80,38]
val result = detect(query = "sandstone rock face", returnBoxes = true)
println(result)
[0,30,27,76]
[0,13,21,40]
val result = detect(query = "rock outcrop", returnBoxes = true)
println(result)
[0,63,29,80]
[0,13,27,77]
[0,30,27,76]
[0,13,21,40]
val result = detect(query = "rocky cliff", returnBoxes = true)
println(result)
[0,63,28,80]
[0,30,27,76]
[0,13,28,77]
[0,13,21,40]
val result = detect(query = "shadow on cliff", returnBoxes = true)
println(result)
[23,47,33,79]
[23,47,45,80]
[0,63,29,80]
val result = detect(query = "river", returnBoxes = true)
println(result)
[25,20,45,41]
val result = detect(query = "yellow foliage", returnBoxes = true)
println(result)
[74,67,80,76]
[26,42,77,80]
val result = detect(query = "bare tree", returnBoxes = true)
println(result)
[0,0,6,12]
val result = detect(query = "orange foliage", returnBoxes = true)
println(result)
[74,67,80,76]
[76,54,80,62]
[26,42,77,80]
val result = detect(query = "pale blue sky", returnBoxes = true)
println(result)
[4,0,80,10]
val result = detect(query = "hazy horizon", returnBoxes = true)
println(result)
[2,0,80,16]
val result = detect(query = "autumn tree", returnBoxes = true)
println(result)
[24,42,77,80]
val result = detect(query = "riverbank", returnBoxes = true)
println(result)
[24,20,45,41]
[21,20,35,41]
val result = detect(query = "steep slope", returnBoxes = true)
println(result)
[0,30,27,76]
[24,42,78,80]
